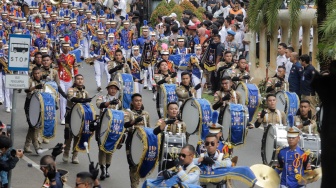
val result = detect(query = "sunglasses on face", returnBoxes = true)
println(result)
[178,153,190,158]
[205,141,215,146]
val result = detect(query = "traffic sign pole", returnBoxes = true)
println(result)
[7,34,31,188]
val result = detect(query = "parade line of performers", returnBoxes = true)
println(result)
[0,2,321,188]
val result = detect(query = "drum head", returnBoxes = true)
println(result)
[70,104,84,137]
[236,83,246,105]
[181,98,200,134]
[221,105,231,140]
[262,125,287,166]
[300,134,321,167]
[130,129,145,165]
[29,93,41,127]
[275,92,287,113]
[158,87,164,118]
[100,109,111,140]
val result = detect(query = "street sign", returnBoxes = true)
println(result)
[8,34,31,71]
[5,74,29,89]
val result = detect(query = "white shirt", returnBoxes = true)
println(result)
[118,0,127,17]
[213,5,231,18]
[219,27,227,44]
[276,54,287,70]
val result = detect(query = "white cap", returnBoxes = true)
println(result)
[169,13,177,18]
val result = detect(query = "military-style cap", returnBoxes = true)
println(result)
[208,111,221,134]
[108,33,115,38]
[40,47,48,53]
[227,30,236,36]
[106,81,119,90]
[2,44,8,49]
[132,45,139,50]
[287,126,301,138]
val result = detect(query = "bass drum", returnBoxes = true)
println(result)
[112,73,134,109]
[275,91,299,121]
[158,83,178,118]
[261,125,288,166]
[99,109,125,154]
[221,103,249,146]
[28,92,56,130]
[180,98,212,135]
[236,82,260,123]
[300,134,321,168]
[126,127,161,178]
[70,103,96,137]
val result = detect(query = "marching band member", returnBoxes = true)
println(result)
[29,52,43,75]
[102,31,119,82]
[69,13,83,50]
[0,43,9,106]
[95,81,122,180]
[254,94,287,129]
[136,21,150,53]
[130,45,142,93]
[63,74,91,164]
[216,51,236,91]
[212,76,242,124]
[176,72,200,103]
[154,60,178,118]
[153,102,187,139]
[57,39,78,125]
[275,126,313,188]
[126,93,150,188]
[173,31,189,83]
[23,67,43,154]
[0,44,11,113]
[90,23,106,92]
[118,15,133,60]
[34,24,48,50]
[194,134,232,168]
[41,54,67,97]
[294,100,318,134]
[266,65,289,94]
[108,49,131,78]
[160,145,200,185]
[160,44,175,73]
[188,42,203,98]
[231,56,250,88]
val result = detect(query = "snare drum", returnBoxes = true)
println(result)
[112,73,134,109]
[159,133,187,172]
[221,103,249,146]
[275,91,299,121]
[261,125,288,166]
[126,127,161,178]
[28,92,56,139]
[158,83,178,118]
[180,98,212,137]
[99,109,125,154]
[236,82,260,123]
[300,134,321,167]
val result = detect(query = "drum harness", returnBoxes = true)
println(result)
[222,90,237,104]
[264,110,282,128]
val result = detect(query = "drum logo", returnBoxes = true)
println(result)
[147,146,157,161]
[249,96,257,108]
[233,112,242,126]
[203,110,210,123]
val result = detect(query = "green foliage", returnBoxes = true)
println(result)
[318,0,336,61]
[150,0,204,26]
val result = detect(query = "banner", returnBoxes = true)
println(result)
[41,93,56,139]
[229,104,246,146]
[247,84,259,122]
[121,73,134,109]
[76,104,95,151]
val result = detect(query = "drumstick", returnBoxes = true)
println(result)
[36,147,58,154]
[143,115,147,128]
[84,142,92,163]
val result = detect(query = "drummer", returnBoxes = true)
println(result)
[95,81,122,180]
[108,49,131,80]
[212,76,242,124]
[63,74,92,164]
[194,134,232,168]
[207,123,233,159]
[254,94,287,129]
[176,72,200,104]
[23,67,43,154]
[275,126,312,188]
[231,56,250,85]
[266,66,289,94]
[126,93,151,188]
[294,100,318,134]
[154,60,178,118]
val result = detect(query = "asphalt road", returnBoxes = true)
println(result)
[0,62,321,188]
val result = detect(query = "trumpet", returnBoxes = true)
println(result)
[50,0,62,5]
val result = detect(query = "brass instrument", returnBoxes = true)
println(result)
[50,0,62,5]
[84,57,98,65]
[0,57,11,74]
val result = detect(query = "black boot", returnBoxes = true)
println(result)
[105,164,110,178]
[100,165,106,180]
